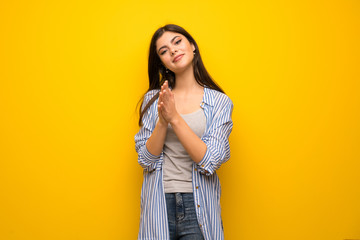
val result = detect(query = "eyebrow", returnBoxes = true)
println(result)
[157,35,180,53]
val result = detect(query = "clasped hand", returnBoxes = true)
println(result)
[158,80,179,125]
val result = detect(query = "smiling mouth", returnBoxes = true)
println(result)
[173,54,184,63]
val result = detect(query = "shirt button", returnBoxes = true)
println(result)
[196,186,199,189]
[201,165,204,167]
[199,224,202,228]
[197,204,200,208]
[194,168,197,171]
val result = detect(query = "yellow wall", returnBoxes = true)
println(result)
[1,0,359,239]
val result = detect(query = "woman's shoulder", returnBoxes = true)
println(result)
[144,89,160,99]
[142,89,160,106]
[139,89,160,112]
[205,87,233,107]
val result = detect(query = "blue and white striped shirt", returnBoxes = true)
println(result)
[135,87,234,240]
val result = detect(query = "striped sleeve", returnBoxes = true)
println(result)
[198,94,234,176]
[134,90,160,172]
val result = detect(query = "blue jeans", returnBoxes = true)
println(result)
[165,193,204,240]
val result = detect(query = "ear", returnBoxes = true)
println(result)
[191,43,195,52]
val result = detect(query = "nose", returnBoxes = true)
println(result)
[170,47,177,55]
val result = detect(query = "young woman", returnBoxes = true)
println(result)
[135,24,234,240]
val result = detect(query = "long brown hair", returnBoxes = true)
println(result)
[137,24,225,126]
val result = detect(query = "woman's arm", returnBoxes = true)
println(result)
[196,96,233,176]
[145,82,170,156]
[145,120,167,156]
[158,81,207,163]
[159,82,234,174]
[135,90,166,171]
[169,114,207,163]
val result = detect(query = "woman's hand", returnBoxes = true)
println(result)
[158,80,180,124]
[157,83,168,126]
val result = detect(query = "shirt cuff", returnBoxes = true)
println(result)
[143,144,161,162]
[197,146,214,176]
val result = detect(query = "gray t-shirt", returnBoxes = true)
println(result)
[162,108,206,193]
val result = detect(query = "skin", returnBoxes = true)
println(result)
[145,31,207,164]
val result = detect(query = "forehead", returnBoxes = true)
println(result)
[156,31,185,48]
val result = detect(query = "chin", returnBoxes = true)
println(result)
[171,62,193,74]
[171,66,191,75]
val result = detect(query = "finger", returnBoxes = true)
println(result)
[162,89,173,106]
[169,89,174,98]
[162,89,169,102]
[167,88,173,98]
[158,102,164,113]
[159,102,165,112]
[160,89,167,101]
[160,84,164,97]
[161,88,166,97]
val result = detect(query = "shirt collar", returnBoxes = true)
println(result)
[203,86,214,107]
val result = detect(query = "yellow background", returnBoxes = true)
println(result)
[1,0,359,239]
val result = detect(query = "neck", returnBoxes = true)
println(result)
[173,65,200,92]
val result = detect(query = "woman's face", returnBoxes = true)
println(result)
[156,31,195,74]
